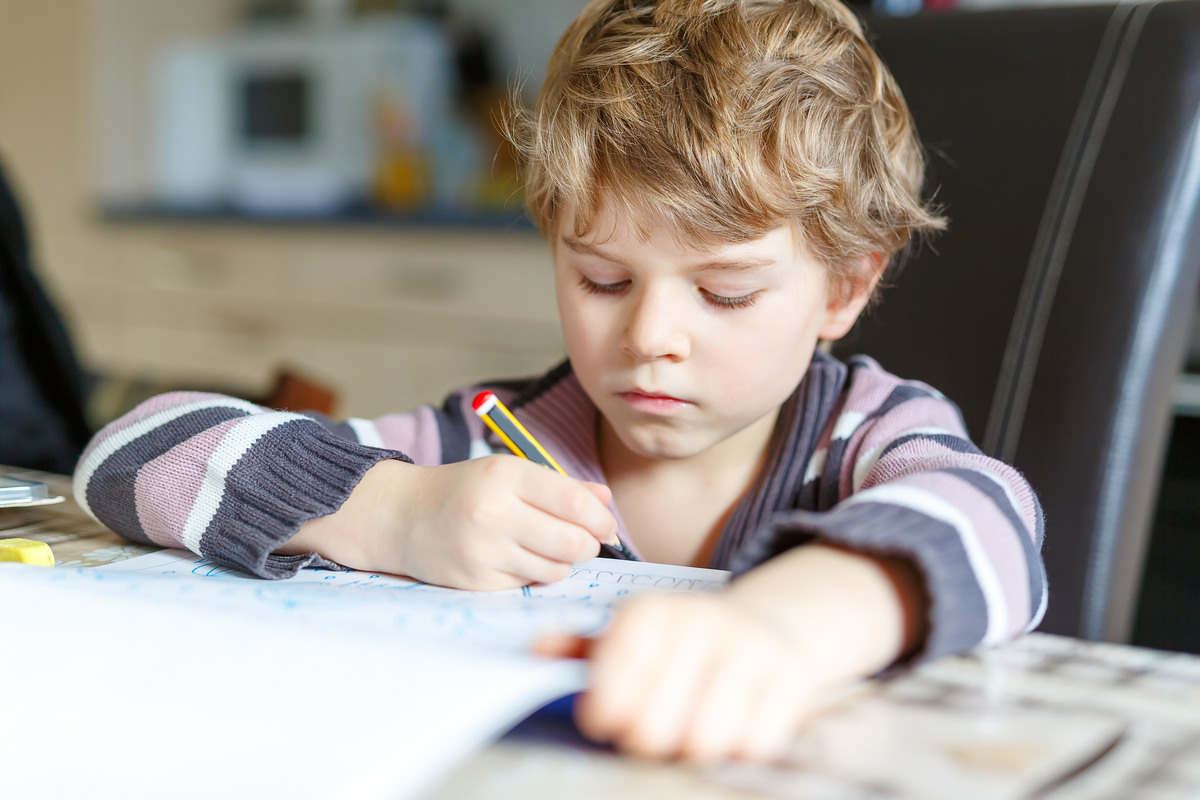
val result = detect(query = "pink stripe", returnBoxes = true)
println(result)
[372,406,441,466]
[515,376,605,486]
[133,418,241,549]
[815,366,901,457]
[873,469,1032,634]
[868,438,1038,542]
[839,394,966,497]
[855,394,968,457]
[841,372,901,418]
[79,392,234,467]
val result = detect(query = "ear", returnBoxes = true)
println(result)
[818,253,885,341]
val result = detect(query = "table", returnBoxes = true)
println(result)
[6,467,1199,799]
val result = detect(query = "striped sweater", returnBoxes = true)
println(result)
[73,352,1047,662]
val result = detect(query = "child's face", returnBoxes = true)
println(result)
[554,203,868,465]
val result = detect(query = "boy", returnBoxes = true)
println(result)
[74,0,1046,763]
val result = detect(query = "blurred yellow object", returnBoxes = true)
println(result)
[375,149,429,209]
[0,538,54,566]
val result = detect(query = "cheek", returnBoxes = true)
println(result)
[558,295,612,362]
[705,312,819,395]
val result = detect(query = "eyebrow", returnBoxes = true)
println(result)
[561,237,777,273]
[562,237,630,266]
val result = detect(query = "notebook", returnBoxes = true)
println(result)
[2,552,728,799]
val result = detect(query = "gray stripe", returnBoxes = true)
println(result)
[868,382,941,422]
[818,436,849,511]
[196,419,407,578]
[435,390,474,463]
[85,406,253,545]
[301,411,357,441]
[941,467,1046,622]
[880,432,982,459]
[711,352,847,568]
[819,366,969,512]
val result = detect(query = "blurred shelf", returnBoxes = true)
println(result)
[99,203,536,232]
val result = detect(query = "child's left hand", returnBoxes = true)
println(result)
[538,593,825,762]
[535,544,926,763]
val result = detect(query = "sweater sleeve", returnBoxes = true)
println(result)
[72,391,412,579]
[735,358,1047,663]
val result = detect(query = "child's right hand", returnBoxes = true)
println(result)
[283,457,617,590]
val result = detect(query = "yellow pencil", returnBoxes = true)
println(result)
[472,390,634,560]
[472,390,566,474]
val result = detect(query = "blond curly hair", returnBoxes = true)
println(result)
[504,0,945,296]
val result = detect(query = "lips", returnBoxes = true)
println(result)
[616,390,692,414]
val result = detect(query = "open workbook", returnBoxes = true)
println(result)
[2,552,728,800]
[6,547,1145,800]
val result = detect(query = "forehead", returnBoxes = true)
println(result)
[557,197,797,255]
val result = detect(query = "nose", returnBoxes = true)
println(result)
[620,285,691,362]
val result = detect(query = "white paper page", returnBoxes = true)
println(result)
[1,563,588,800]
[97,550,730,650]
[4,556,727,799]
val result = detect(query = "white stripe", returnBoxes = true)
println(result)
[970,469,1047,630]
[179,412,307,554]
[468,438,494,460]
[73,397,263,521]
[831,410,866,441]
[346,418,385,448]
[970,468,1029,533]
[803,448,827,484]
[1028,570,1049,632]
[852,426,957,493]
[839,484,1010,645]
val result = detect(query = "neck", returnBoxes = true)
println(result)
[597,410,780,565]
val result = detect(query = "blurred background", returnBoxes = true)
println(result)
[0,0,1196,652]
[6,0,1195,417]
[0,0,599,424]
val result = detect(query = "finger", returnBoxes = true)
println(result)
[611,602,719,759]
[678,635,766,763]
[736,666,813,763]
[533,634,593,659]
[444,569,538,592]
[496,544,574,586]
[513,516,602,564]
[514,470,618,545]
[576,600,673,744]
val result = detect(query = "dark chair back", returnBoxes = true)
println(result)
[834,1,1200,642]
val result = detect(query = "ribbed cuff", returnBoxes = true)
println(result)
[729,501,989,665]
[197,421,411,580]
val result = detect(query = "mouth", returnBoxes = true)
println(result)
[616,390,692,414]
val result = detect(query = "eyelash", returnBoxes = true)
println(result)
[576,276,760,310]
[702,289,760,310]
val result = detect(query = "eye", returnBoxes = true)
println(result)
[701,288,760,310]
[577,275,630,296]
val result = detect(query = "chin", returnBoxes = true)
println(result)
[617,428,712,461]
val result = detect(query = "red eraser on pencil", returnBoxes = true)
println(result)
[472,390,497,413]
